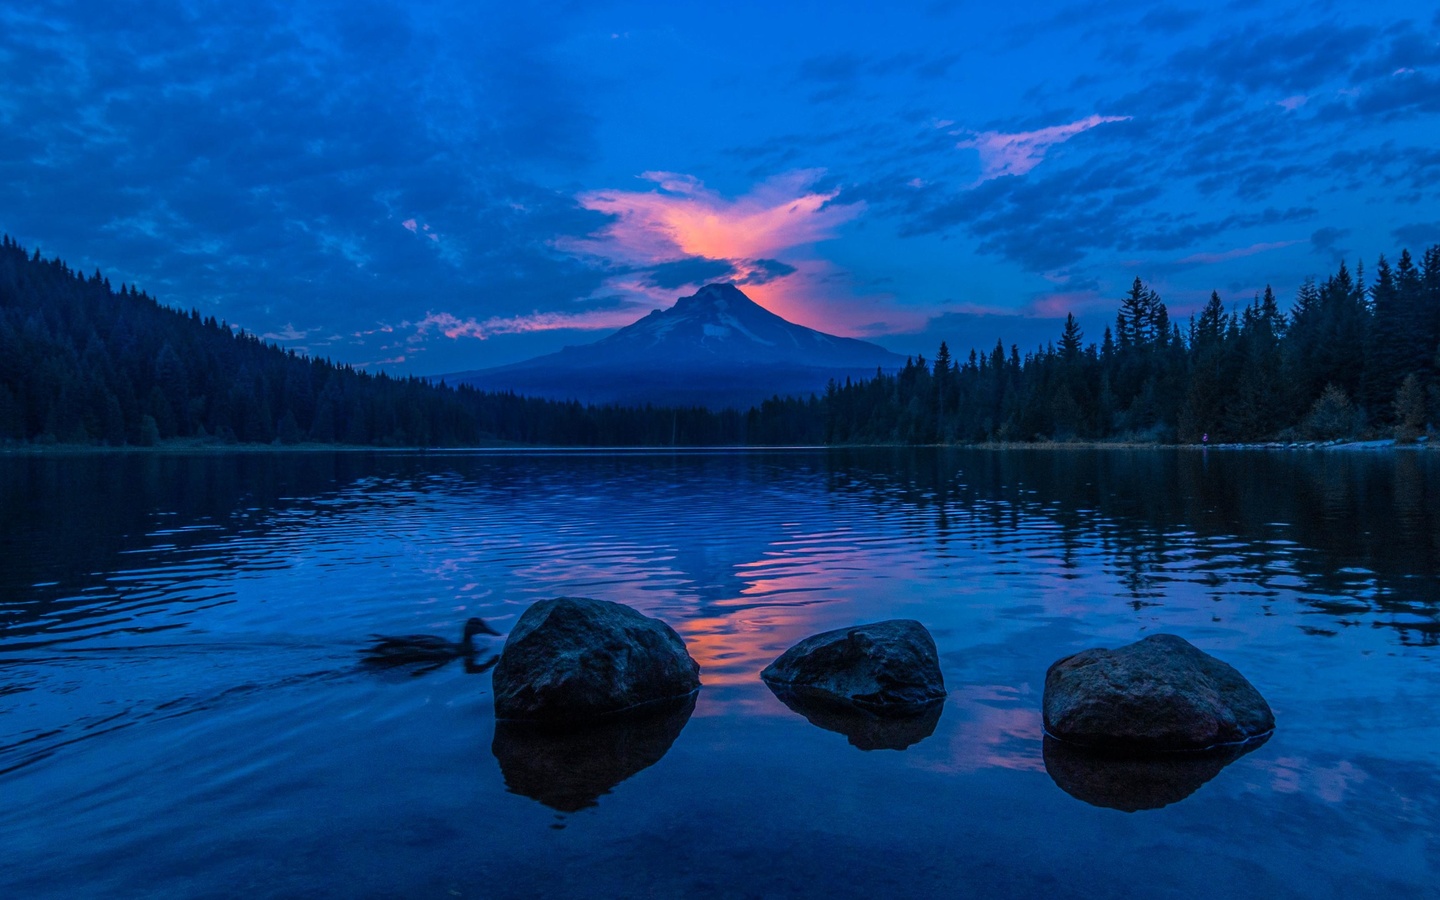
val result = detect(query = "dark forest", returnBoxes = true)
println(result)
[2,235,1436,448]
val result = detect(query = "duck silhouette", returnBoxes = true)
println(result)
[362,617,501,674]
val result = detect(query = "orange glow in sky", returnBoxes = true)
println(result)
[559,170,924,335]
[568,169,861,264]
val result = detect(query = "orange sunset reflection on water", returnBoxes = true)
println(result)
[7,447,1440,900]
[288,448,1440,799]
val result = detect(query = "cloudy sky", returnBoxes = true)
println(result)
[3,1,1438,373]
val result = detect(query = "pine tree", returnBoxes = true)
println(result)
[1304,384,1358,440]
[276,410,303,444]
[1195,291,1226,350]
[1118,278,1150,348]
[1364,254,1403,417]
[1396,249,1430,377]
[1059,313,1084,361]
[138,414,161,446]
[1394,373,1427,442]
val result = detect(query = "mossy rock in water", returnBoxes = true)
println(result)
[493,597,700,724]
[1043,633,1274,753]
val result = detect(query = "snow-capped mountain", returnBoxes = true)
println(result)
[438,283,906,408]
[581,282,902,368]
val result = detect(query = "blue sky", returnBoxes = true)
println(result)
[3,1,1438,373]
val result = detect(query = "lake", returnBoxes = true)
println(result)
[2,447,1438,898]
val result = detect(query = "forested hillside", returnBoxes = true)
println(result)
[825,246,1440,444]
[3,235,1436,448]
[0,236,816,447]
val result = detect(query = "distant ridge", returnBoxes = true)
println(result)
[438,283,907,408]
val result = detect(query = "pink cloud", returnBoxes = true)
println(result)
[409,307,644,341]
[956,115,1132,182]
[557,170,924,335]
[1178,240,1299,266]
[740,258,927,336]
[349,324,396,340]
[261,323,311,342]
[1277,94,1310,111]
[402,218,440,242]
[1025,290,1107,318]
[563,169,861,267]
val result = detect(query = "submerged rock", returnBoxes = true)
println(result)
[1043,733,1270,812]
[760,620,947,715]
[1043,633,1274,753]
[493,596,700,723]
[492,694,695,812]
[767,683,944,751]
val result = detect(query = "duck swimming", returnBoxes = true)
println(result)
[362,617,500,671]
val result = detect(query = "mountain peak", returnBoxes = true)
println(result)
[440,282,906,408]
[582,282,900,367]
[671,282,756,314]
[692,282,747,299]
[601,281,792,350]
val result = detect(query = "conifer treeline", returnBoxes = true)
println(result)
[3,235,1437,448]
[825,245,1440,444]
[0,236,817,447]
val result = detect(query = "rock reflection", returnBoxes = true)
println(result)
[767,685,943,751]
[491,694,695,812]
[1042,733,1270,812]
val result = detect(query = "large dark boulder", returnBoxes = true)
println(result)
[760,620,947,715]
[493,597,701,723]
[1043,633,1274,753]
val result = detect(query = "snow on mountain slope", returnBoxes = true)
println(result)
[437,283,907,408]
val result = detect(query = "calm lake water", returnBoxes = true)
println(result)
[2,447,1438,898]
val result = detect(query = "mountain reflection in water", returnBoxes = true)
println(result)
[3,449,1437,652]
[2,448,1439,898]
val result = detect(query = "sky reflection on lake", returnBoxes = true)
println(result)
[1,448,1438,898]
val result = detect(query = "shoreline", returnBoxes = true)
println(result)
[1,436,1433,456]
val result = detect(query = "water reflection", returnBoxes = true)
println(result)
[490,694,696,812]
[5,447,1440,782]
[358,654,499,680]
[4,448,1440,895]
[359,617,502,676]
[766,686,943,751]
[6,448,1440,654]
[1042,734,1270,812]
[823,447,1440,640]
